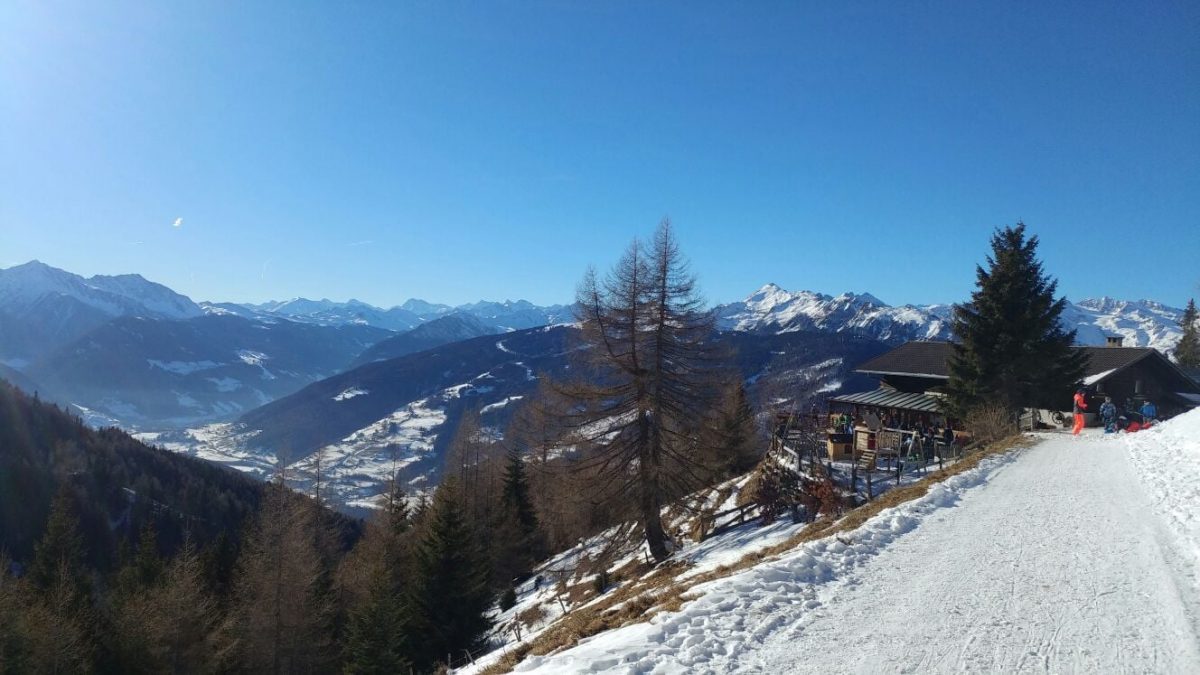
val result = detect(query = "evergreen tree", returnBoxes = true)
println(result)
[491,448,542,587]
[500,448,538,537]
[945,223,1088,415]
[1175,298,1200,368]
[406,480,492,671]
[342,569,411,675]
[29,486,88,601]
[341,490,413,674]
[707,382,760,478]
[115,522,164,592]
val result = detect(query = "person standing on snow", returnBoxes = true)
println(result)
[1140,400,1158,425]
[1072,388,1088,436]
[1099,397,1117,433]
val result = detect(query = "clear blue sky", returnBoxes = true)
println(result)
[2,1,1197,308]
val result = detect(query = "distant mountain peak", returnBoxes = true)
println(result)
[0,260,202,321]
[719,282,1184,351]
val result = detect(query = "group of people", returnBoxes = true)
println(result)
[832,409,956,456]
[1073,388,1159,436]
[900,423,956,456]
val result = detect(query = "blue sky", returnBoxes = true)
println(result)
[2,1,1197,308]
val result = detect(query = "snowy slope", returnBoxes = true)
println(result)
[156,329,886,511]
[486,426,1200,674]
[1123,409,1200,592]
[160,368,510,509]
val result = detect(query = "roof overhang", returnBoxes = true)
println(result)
[829,388,944,413]
[1171,391,1200,408]
[855,369,950,379]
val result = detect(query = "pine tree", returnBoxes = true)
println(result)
[567,220,720,562]
[341,490,414,674]
[115,522,164,593]
[29,486,88,601]
[707,382,760,478]
[406,479,492,671]
[342,568,411,675]
[1175,298,1200,368]
[491,448,542,587]
[500,448,538,538]
[945,223,1088,415]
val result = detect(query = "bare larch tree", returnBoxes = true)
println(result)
[566,220,719,562]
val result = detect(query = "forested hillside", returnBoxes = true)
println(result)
[0,379,269,568]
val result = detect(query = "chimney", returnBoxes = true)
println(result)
[1106,335,1124,348]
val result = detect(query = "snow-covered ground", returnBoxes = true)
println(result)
[477,415,1200,674]
[1124,410,1200,597]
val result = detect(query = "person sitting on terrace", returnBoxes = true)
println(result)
[941,425,955,449]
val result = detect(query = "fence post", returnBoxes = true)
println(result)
[850,461,857,501]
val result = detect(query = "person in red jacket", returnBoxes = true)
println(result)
[1072,388,1088,436]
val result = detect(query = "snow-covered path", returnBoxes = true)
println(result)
[516,429,1200,674]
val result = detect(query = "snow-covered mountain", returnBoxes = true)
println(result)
[232,298,425,332]
[717,283,1186,351]
[225,296,573,333]
[0,260,202,319]
[715,283,955,343]
[1065,298,1185,353]
[0,261,204,363]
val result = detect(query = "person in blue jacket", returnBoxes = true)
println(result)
[1099,397,1118,433]
[1140,400,1158,425]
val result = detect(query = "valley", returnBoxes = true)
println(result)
[0,260,1190,512]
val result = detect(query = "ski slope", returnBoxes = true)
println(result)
[512,416,1200,674]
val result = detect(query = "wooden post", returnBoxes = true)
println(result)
[866,471,873,501]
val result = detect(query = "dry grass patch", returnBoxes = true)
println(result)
[516,604,547,627]
[484,436,1027,673]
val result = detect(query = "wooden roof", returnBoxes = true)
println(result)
[854,340,1198,390]
[855,341,956,379]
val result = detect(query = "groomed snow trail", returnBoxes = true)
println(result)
[516,431,1200,674]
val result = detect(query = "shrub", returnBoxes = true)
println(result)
[591,570,609,595]
[964,403,1016,445]
[499,585,517,611]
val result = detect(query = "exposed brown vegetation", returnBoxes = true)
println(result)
[482,433,1028,673]
[965,403,1018,445]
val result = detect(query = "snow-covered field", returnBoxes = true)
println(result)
[469,414,1200,674]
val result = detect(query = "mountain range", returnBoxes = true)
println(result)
[0,260,1191,510]
[204,295,573,333]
